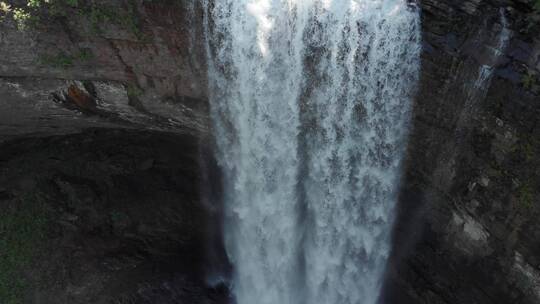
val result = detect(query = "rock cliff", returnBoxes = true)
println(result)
[384,1,540,303]
[0,0,208,139]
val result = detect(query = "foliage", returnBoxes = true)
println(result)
[86,3,115,32]
[0,1,143,38]
[0,0,70,29]
[120,0,140,37]
[12,7,34,30]
[126,84,143,98]
[38,48,93,68]
[83,1,141,37]
[0,1,11,21]
[518,182,534,210]
[77,48,93,61]
[39,52,74,68]
[522,70,538,91]
[523,0,540,33]
[0,1,10,12]
[534,0,540,11]
[0,192,50,304]
[110,210,125,223]
[523,141,534,161]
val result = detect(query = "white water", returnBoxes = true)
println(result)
[204,1,421,304]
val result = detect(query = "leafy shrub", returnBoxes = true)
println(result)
[1,1,142,38]
[534,0,540,11]
[518,183,534,210]
[38,49,93,68]
[0,192,50,304]
[0,1,11,15]
[126,84,143,98]
[522,70,538,91]
[524,0,540,33]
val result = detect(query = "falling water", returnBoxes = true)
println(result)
[203,1,421,304]
[474,9,512,92]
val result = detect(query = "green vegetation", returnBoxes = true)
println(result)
[0,1,10,13]
[110,210,125,223]
[39,52,74,68]
[86,3,117,33]
[0,192,50,304]
[525,0,540,32]
[126,84,143,99]
[84,1,141,37]
[38,48,93,68]
[12,6,36,30]
[77,48,93,61]
[0,0,72,29]
[518,182,534,210]
[522,70,538,91]
[120,0,140,37]
[534,0,540,11]
[509,135,539,173]
[0,1,143,38]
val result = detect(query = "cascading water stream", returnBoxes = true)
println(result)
[203,1,421,303]
[474,9,512,92]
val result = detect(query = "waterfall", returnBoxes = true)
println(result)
[203,1,421,304]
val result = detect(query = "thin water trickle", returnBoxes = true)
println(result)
[470,9,512,103]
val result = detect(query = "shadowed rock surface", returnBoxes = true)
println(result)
[383,1,540,303]
[0,129,227,303]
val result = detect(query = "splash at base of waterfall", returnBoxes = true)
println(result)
[204,1,421,304]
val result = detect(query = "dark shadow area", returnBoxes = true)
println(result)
[379,183,432,304]
[0,128,230,304]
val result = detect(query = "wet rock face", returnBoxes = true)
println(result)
[0,129,227,304]
[383,1,540,304]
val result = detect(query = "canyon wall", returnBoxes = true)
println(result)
[385,0,540,303]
